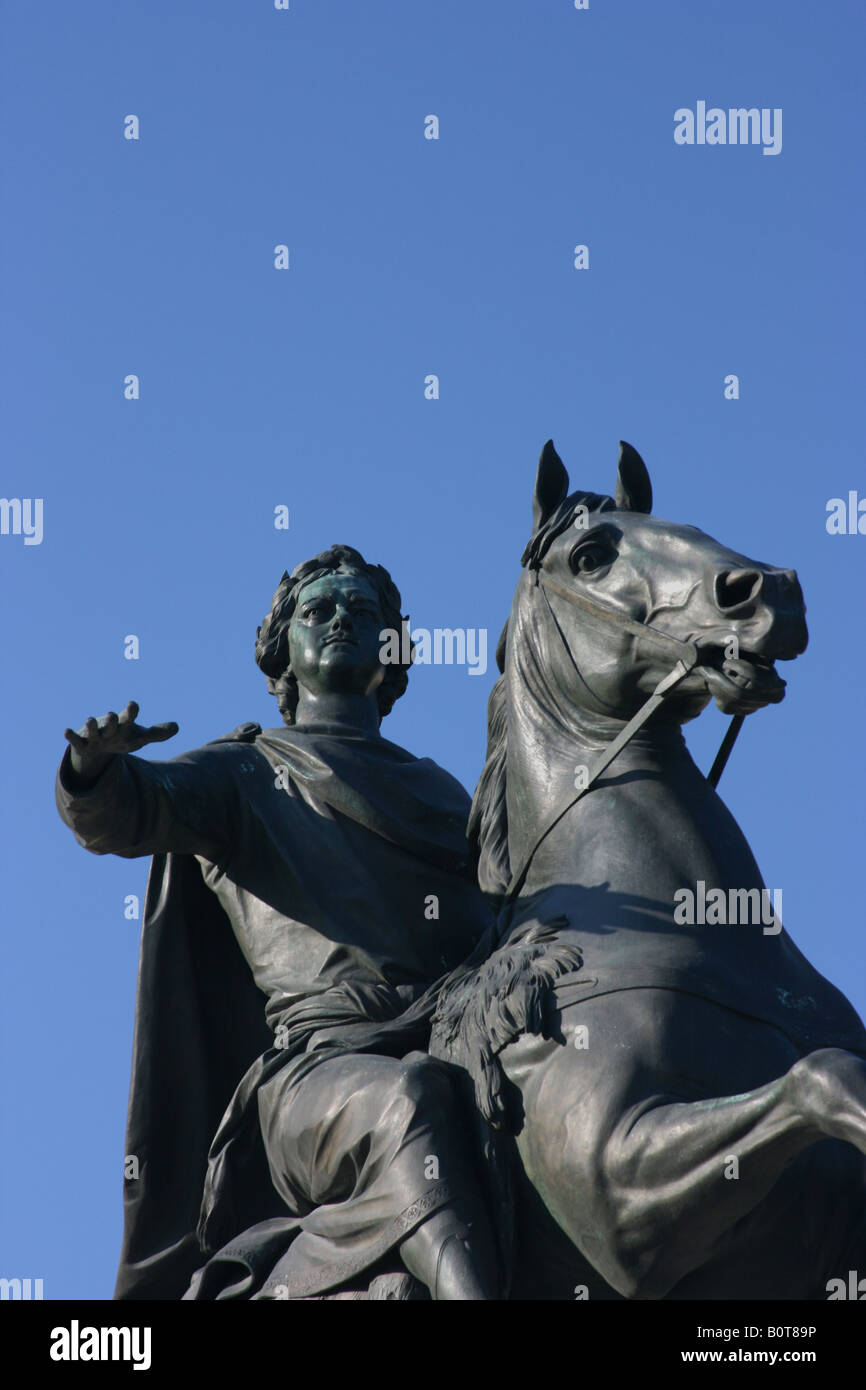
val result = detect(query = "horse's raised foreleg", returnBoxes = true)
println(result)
[596,1060,859,1298]
[788,1046,866,1150]
[503,992,866,1299]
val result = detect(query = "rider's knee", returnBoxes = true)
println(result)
[389,1053,454,1115]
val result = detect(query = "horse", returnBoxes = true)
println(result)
[432,439,866,1300]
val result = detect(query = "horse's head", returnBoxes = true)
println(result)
[512,439,808,723]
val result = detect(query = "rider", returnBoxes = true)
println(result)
[56,545,499,1301]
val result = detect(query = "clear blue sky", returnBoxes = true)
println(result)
[2,0,863,1299]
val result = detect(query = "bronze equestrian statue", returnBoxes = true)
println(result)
[57,449,866,1300]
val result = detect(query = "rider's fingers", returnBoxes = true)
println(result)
[143,722,179,743]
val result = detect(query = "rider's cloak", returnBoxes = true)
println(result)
[56,723,494,1300]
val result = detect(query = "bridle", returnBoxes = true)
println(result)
[504,572,745,902]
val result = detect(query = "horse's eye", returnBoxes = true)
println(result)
[570,542,612,575]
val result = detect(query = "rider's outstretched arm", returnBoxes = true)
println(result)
[57,700,238,862]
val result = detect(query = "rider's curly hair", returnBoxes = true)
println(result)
[255,544,413,726]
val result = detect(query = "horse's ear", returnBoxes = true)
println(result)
[532,439,570,531]
[614,440,652,514]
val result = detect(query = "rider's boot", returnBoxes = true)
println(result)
[399,1205,498,1300]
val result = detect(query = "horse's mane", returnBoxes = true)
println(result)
[469,490,616,905]
[468,661,510,903]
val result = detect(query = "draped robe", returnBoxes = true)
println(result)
[56,722,494,1299]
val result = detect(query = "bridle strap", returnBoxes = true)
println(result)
[706,712,745,789]
[505,656,698,902]
[539,573,701,668]
[504,573,744,902]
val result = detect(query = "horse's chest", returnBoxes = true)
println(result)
[528,774,762,900]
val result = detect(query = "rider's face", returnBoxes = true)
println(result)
[288,573,386,699]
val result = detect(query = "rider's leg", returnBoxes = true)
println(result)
[259,1049,499,1300]
[400,1207,496,1300]
[502,989,866,1299]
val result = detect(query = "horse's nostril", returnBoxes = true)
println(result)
[715,568,763,612]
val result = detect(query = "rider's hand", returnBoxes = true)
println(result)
[64,701,179,786]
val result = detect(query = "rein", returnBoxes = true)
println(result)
[504,573,744,902]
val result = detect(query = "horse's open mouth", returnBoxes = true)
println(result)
[699,649,787,712]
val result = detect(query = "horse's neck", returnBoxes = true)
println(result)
[506,705,764,899]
